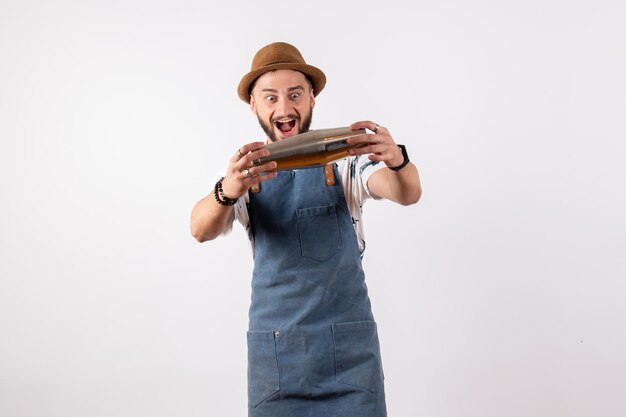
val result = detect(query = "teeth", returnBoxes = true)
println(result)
[276,118,294,123]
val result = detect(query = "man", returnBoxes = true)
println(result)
[191,42,421,417]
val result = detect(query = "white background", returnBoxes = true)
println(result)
[1,1,625,416]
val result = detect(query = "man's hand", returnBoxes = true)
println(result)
[346,121,404,168]
[221,141,278,199]
[190,141,278,242]
[345,120,421,206]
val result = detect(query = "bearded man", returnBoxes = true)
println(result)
[191,42,421,417]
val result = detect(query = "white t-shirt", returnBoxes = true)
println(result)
[220,156,386,256]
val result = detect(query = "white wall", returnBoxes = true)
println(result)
[1,1,625,416]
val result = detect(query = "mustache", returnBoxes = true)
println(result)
[271,114,300,123]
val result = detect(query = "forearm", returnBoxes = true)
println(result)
[385,163,421,205]
[190,143,277,242]
[190,194,235,242]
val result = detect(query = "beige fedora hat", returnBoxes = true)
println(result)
[237,42,326,103]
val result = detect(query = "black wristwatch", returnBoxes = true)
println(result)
[388,144,410,171]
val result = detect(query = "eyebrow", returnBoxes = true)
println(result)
[260,85,306,93]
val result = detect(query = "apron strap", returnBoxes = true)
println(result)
[324,163,336,186]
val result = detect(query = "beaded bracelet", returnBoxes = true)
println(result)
[213,177,238,206]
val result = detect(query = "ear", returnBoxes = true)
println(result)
[250,95,256,113]
[309,90,316,109]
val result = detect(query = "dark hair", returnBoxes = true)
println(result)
[248,71,314,98]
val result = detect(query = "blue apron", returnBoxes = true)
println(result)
[246,165,387,417]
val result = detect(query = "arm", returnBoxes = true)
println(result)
[190,142,277,242]
[347,121,422,206]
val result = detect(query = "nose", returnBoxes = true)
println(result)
[275,95,294,117]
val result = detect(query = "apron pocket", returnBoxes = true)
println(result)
[332,321,384,393]
[247,331,280,407]
[296,204,342,262]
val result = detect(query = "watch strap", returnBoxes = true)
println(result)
[389,144,409,172]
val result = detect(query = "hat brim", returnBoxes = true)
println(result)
[237,63,326,103]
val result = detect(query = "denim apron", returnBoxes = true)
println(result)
[246,165,387,417]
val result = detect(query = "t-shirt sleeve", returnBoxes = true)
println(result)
[346,155,386,204]
[360,159,386,199]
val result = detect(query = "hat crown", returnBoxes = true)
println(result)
[251,42,306,71]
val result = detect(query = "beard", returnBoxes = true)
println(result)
[257,108,313,142]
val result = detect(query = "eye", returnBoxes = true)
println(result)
[265,95,276,102]
[290,92,300,99]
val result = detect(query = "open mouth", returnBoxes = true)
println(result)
[274,118,297,135]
